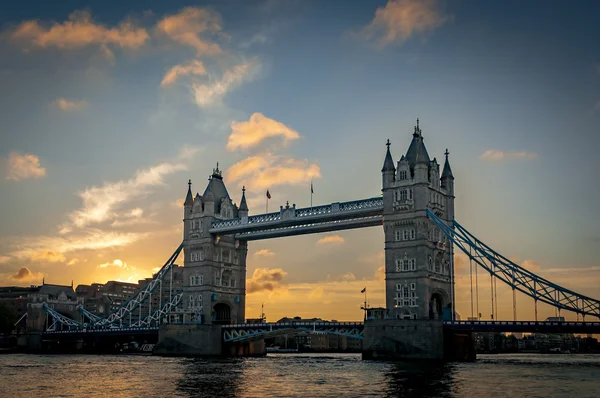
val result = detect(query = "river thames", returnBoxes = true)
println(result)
[1,353,598,397]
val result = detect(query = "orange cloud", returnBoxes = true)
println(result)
[247,268,287,294]
[255,249,275,257]
[30,251,66,263]
[0,256,10,264]
[4,151,46,181]
[521,259,541,272]
[98,259,132,270]
[11,10,148,57]
[161,59,207,87]
[65,147,196,229]
[480,150,537,161]
[10,229,146,262]
[156,7,223,56]
[226,155,320,191]
[227,113,300,151]
[317,235,345,244]
[55,98,87,111]
[10,267,44,282]
[192,58,259,107]
[363,0,449,47]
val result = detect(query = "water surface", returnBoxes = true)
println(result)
[0,353,598,397]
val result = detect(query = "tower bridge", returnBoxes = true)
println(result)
[35,119,600,360]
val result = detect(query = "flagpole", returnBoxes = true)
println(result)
[266,193,268,213]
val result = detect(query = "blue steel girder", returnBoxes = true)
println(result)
[444,320,600,334]
[210,197,383,240]
[222,322,364,343]
[426,209,600,319]
[91,243,184,327]
[43,304,82,331]
[131,290,183,328]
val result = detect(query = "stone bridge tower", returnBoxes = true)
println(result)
[181,165,248,324]
[381,119,455,320]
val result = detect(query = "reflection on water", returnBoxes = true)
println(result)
[383,362,453,398]
[0,353,598,398]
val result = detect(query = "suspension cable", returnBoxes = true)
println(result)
[469,246,474,319]
[490,269,495,320]
[494,271,499,320]
[475,251,480,319]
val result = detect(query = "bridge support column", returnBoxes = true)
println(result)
[224,339,266,357]
[443,330,476,362]
[154,324,222,356]
[362,319,476,361]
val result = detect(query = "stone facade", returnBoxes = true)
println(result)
[381,120,455,320]
[181,165,248,324]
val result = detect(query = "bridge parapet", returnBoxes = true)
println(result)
[210,197,383,236]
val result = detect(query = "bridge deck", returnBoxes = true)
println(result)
[209,197,383,239]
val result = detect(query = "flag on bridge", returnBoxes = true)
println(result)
[361,287,366,293]
[266,190,271,199]
[311,180,314,194]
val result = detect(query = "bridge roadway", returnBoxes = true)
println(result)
[43,320,600,341]
[209,197,383,240]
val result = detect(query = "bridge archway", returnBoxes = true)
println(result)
[429,291,446,320]
[214,303,231,324]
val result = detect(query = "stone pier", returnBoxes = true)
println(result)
[154,324,265,357]
[362,319,475,361]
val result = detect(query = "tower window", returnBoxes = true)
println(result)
[399,170,407,180]
[400,190,408,201]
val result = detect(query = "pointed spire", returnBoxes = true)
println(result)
[442,148,454,179]
[382,139,395,172]
[184,179,194,207]
[239,186,248,211]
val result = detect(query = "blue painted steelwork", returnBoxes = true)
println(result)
[426,209,600,319]
[87,243,183,327]
[42,243,184,332]
[210,197,383,239]
[43,327,159,335]
[444,320,600,334]
[43,304,82,331]
[222,321,364,343]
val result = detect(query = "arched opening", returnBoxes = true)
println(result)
[213,303,231,324]
[429,292,444,320]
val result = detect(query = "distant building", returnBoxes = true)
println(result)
[0,283,80,332]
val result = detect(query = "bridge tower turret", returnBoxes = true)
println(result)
[181,164,247,325]
[382,119,454,321]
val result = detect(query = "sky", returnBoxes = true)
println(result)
[0,0,599,322]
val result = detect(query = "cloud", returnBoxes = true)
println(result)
[10,267,44,282]
[255,249,275,257]
[156,7,223,56]
[10,10,149,58]
[480,150,537,161]
[363,0,449,48]
[317,235,345,244]
[0,256,10,264]
[227,113,300,151]
[55,98,87,111]
[67,258,80,266]
[308,286,324,300]
[161,59,207,87]
[226,155,320,191]
[64,147,197,229]
[594,100,600,112]
[192,58,259,107]
[375,265,385,281]
[520,259,541,272]
[247,267,288,294]
[98,259,132,269]
[10,229,145,262]
[4,151,47,181]
[340,272,356,282]
[30,251,66,263]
